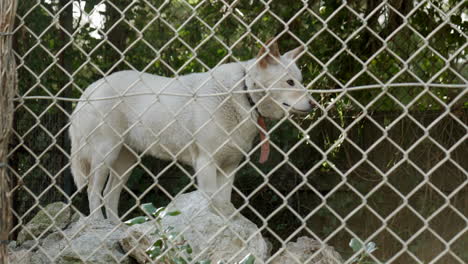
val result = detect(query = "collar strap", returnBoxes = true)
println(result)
[243,73,261,117]
[242,70,270,164]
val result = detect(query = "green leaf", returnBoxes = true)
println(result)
[141,203,157,215]
[451,15,462,25]
[175,257,188,264]
[168,231,179,240]
[146,245,161,259]
[198,260,211,264]
[319,6,326,15]
[349,238,363,253]
[154,207,167,218]
[154,239,163,248]
[186,244,193,254]
[167,210,182,216]
[239,254,255,264]
[124,216,148,226]
[365,241,378,253]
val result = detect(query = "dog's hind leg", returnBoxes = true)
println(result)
[88,142,122,220]
[88,164,109,220]
[103,147,137,223]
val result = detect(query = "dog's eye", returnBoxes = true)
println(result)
[286,79,294,86]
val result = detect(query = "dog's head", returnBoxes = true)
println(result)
[246,39,314,119]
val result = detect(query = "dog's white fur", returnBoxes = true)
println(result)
[69,41,312,221]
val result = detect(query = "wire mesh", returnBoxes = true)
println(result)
[6,0,468,263]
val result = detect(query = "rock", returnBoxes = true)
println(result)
[8,240,16,248]
[271,237,343,264]
[264,238,273,258]
[17,202,78,245]
[10,199,344,264]
[8,249,32,264]
[38,218,135,264]
[8,245,49,264]
[120,191,269,263]
[119,221,158,264]
[11,217,136,264]
[20,240,36,250]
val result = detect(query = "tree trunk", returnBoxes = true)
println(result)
[58,0,74,198]
[0,1,18,262]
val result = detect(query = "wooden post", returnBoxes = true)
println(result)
[0,0,18,263]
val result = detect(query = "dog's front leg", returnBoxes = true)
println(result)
[195,155,224,213]
[215,164,239,217]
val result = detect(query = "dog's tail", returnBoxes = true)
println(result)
[71,154,90,190]
[70,142,90,191]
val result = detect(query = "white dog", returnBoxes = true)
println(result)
[69,40,314,222]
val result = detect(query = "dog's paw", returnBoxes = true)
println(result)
[210,201,239,219]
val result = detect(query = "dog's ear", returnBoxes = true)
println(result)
[284,46,304,60]
[257,38,280,68]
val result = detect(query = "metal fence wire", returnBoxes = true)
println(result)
[5,0,468,263]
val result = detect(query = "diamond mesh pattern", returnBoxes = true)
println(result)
[7,0,467,263]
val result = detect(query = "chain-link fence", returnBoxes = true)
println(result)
[4,0,467,263]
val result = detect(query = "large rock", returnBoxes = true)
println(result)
[10,197,343,264]
[42,218,134,264]
[10,217,136,264]
[8,249,33,263]
[9,250,49,264]
[17,202,79,245]
[120,191,269,263]
[271,237,343,264]
[9,236,56,264]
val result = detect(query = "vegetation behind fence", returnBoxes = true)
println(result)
[7,0,467,263]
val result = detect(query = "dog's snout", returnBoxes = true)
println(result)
[308,100,315,107]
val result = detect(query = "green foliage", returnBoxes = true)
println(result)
[125,204,199,263]
[349,238,378,264]
[125,204,256,264]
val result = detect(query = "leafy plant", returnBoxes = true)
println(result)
[125,203,256,264]
[125,203,192,263]
[349,238,378,264]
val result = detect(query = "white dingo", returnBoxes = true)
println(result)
[69,39,314,222]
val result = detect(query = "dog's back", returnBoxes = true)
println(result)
[69,63,250,190]
[70,71,196,172]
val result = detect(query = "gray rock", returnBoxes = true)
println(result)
[10,199,343,264]
[8,249,32,264]
[39,218,135,264]
[29,251,50,264]
[20,240,36,250]
[8,245,49,264]
[17,202,78,245]
[120,191,269,263]
[119,222,158,264]
[11,217,135,264]
[270,237,343,264]
[8,240,17,249]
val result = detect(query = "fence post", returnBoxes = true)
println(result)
[0,0,18,263]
